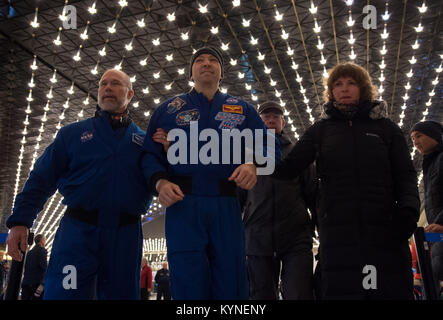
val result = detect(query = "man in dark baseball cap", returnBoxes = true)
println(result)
[189,46,224,80]
[258,101,284,115]
[410,119,443,291]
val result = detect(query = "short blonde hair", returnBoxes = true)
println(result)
[323,62,377,103]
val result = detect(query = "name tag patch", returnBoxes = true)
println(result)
[226,97,239,104]
[80,131,94,143]
[132,133,144,146]
[222,104,243,114]
[215,112,245,129]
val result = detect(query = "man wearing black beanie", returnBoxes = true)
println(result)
[142,46,281,300]
[410,120,443,294]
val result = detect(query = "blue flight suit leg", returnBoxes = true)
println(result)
[43,216,143,300]
[166,195,248,300]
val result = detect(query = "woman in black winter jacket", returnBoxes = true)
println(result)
[273,62,420,299]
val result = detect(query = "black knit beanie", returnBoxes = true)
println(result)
[189,46,224,80]
[411,120,443,144]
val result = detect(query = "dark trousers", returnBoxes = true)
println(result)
[21,284,43,300]
[140,288,148,300]
[247,249,314,300]
[157,285,171,300]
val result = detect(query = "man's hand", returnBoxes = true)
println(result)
[228,163,257,190]
[424,224,443,233]
[152,128,170,153]
[156,179,184,208]
[6,226,29,261]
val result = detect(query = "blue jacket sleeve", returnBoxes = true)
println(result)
[142,104,170,191]
[6,129,70,229]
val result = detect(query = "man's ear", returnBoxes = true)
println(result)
[281,117,286,128]
[127,89,135,101]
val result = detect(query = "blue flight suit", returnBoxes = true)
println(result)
[6,110,152,299]
[142,89,280,299]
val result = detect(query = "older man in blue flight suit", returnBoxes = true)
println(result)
[6,69,152,299]
[143,47,281,299]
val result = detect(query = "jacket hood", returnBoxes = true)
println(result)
[320,100,388,121]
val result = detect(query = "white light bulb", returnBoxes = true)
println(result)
[313,21,321,33]
[199,4,208,13]
[73,51,81,61]
[152,38,160,46]
[211,26,219,34]
[349,48,357,60]
[31,17,39,28]
[412,40,420,50]
[258,52,265,60]
[275,10,283,21]
[281,29,289,40]
[232,0,240,7]
[133,102,139,108]
[153,72,160,79]
[178,68,185,75]
[166,54,173,61]
[137,19,146,28]
[140,58,147,66]
[221,43,229,51]
[119,0,128,7]
[88,2,97,14]
[238,72,245,79]
[309,2,318,14]
[181,32,189,40]
[167,12,176,21]
[242,19,250,27]
[143,87,150,94]
[53,35,62,46]
[230,59,237,66]
[418,3,427,13]
[108,23,116,34]
[125,42,133,51]
[415,23,423,32]
[250,36,258,45]
[346,16,355,27]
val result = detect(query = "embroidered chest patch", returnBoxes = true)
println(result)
[222,104,243,114]
[176,109,200,126]
[132,133,144,146]
[215,112,246,129]
[167,97,186,114]
[80,131,94,143]
[226,97,239,104]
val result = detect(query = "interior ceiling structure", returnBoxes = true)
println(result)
[0,0,442,249]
